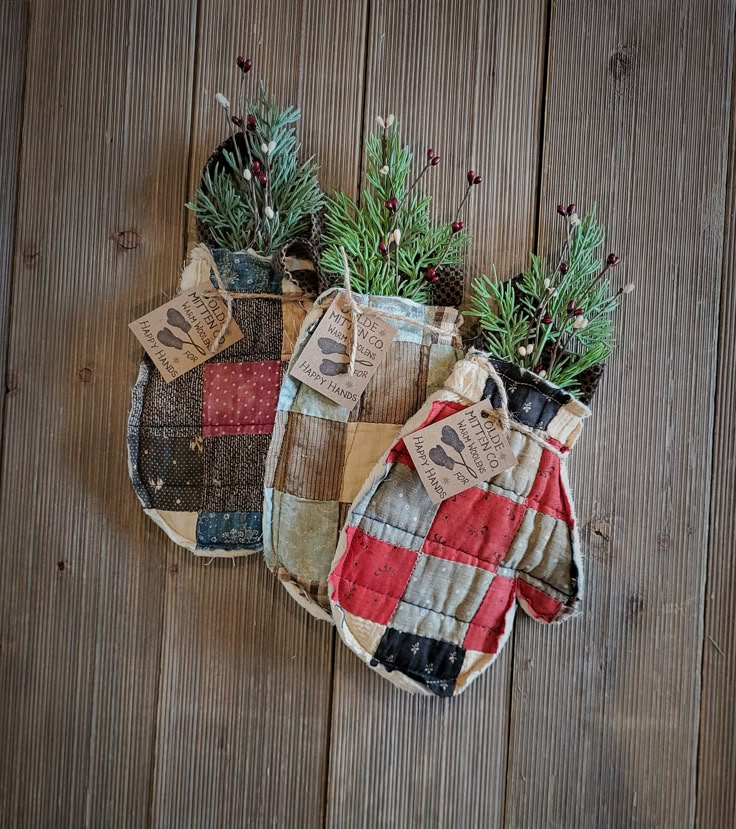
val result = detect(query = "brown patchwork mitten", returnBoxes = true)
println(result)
[127,245,315,557]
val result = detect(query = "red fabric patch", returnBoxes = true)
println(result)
[423,487,526,571]
[330,527,418,625]
[388,400,466,467]
[516,579,563,623]
[202,360,280,437]
[525,449,572,524]
[463,575,516,653]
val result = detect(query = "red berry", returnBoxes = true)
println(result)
[534,364,543,373]
[243,58,253,72]
[378,240,388,256]
[427,148,435,159]
[543,315,553,325]
[231,114,243,127]
[567,300,575,312]
[607,252,620,266]
[467,169,475,185]
[559,262,569,274]
[557,204,566,216]
[566,203,576,215]
[236,55,245,68]
[451,221,464,233]
[425,266,437,283]
[430,155,441,166]
[246,114,257,131]
[473,175,482,185]
[575,308,584,316]
[258,172,267,186]
[385,197,398,212]
[251,159,262,174]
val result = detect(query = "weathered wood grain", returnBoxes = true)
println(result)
[149,3,368,827]
[326,3,549,827]
[503,2,734,827]
[697,32,736,829]
[0,1,197,826]
[2,2,735,827]
[0,1,27,435]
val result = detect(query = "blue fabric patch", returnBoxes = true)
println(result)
[196,511,263,551]
[210,248,281,294]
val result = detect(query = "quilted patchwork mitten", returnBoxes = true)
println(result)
[263,287,464,620]
[328,350,590,696]
[127,244,316,557]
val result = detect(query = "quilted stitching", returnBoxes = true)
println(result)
[263,289,463,617]
[127,249,312,556]
[329,353,588,696]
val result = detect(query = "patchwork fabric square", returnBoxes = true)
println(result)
[371,629,465,697]
[202,433,271,513]
[202,360,281,437]
[139,364,204,428]
[138,427,204,511]
[263,288,463,620]
[127,246,316,557]
[329,350,590,696]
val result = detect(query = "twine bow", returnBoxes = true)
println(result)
[186,244,309,352]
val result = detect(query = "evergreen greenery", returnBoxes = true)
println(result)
[320,121,471,303]
[187,82,323,256]
[467,208,630,395]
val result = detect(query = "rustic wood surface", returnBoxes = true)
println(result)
[1,1,734,827]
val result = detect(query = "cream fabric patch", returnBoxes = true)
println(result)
[338,422,401,503]
[281,297,310,361]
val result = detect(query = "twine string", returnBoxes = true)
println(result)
[466,351,511,432]
[459,351,566,456]
[199,245,310,353]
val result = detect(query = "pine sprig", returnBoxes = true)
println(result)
[320,117,477,302]
[467,206,634,395]
[187,70,322,256]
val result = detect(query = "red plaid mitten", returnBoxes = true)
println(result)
[328,350,590,696]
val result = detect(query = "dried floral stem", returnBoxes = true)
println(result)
[467,206,626,394]
[529,221,575,367]
[575,261,613,309]
[224,110,246,179]
[453,184,473,223]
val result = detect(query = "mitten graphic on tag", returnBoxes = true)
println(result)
[263,286,464,620]
[328,350,590,696]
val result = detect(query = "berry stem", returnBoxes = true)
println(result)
[574,260,614,310]
[391,160,431,234]
[453,183,473,223]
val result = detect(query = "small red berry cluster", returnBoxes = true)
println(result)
[236,55,253,73]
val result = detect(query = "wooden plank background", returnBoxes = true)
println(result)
[0,1,734,827]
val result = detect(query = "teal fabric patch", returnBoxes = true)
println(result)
[196,511,263,551]
[265,489,340,580]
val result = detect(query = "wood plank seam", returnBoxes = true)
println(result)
[694,3,736,824]
[322,3,373,826]
[0,0,30,495]
[501,1,552,824]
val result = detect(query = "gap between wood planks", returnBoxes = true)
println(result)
[321,2,373,826]
[501,0,553,824]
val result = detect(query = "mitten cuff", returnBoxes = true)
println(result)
[445,350,591,449]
